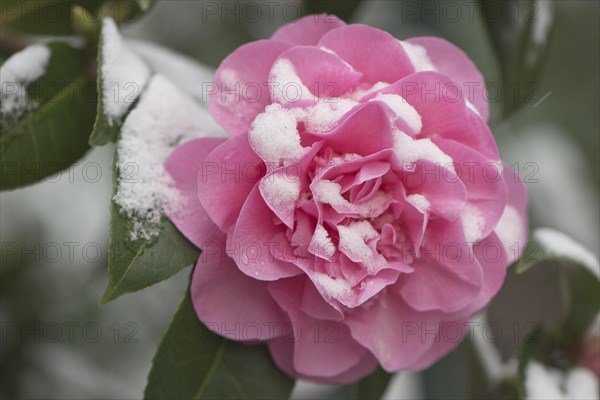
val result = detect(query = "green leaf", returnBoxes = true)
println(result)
[1,1,101,35]
[145,290,295,400]
[478,0,555,116]
[2,1,154,35]
[349,367,392,400]
[515,228,600,341]
[100,148,199,303]
[89,17,149,146]
[1,42,96,191]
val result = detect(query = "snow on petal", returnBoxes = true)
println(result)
[248,104,306,165]
[372,93,422,133]
[400,41,437,72]
[393,130,455,172]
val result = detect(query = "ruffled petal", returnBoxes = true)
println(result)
[165,137,227,248]
[405,37,489,121]
[191,245,287,341]
[197,133,265,233]
[318,24,415,84]
[271,14,346,46]
[209,40,293,135]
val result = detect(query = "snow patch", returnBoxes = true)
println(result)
[393,130,455,172]
[314,273,351,299]
[101,18,151,125]
[338,221,380,270]
[494,206,523,254]
[525,361,599,400]
[260,173,301,212]
[465,98,481,117]
[248,104,306,165]
[309,224,336,259]
[400,41,437,72]
[372,93,422,133]
[113,75,220,240]
[407,194,430,213]
[302,98,358,132]
[534,228,600,279]
[1,44,51,123]
[269,58,312,104]
[461,204,485,243]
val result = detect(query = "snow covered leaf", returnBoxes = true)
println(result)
[516,228,600,340]
[144,290,294,400]
[90,17,151,146]
[100,147,199,303]
[1,42,96,190]
[100,74,222,303]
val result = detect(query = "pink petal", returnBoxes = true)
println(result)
[268,278,369,378]
[165,138,227,248]
[407,37,489,121]
[267,336,378,384]
[409,318,469,370]
[344,291,442,370]
[197,133,264,233]
[270,46,363,104]
[271,14,346,46]
[435,139,508,241]
[318,25,415,84]
[373,71,499,160]
[229,185,302,281]
[309,102,395,156]
[191,246,287,341]
[398,159,468,221]
[398,258,482,313]
[497,165,529,261]
[209,40,293,135]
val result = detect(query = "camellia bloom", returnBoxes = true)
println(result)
[165,15,528,382]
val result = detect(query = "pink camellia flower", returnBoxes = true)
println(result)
[165,15,528,383]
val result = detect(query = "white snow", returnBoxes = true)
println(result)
[302,98,358,132]
[465,98,481,117]
[101,18,151,125]
[113,75,225,240]
[461,204,485,243]
[248,104,306,165]
[393,130,455,172]
[260,173,301,212]
[269,58,312,104]
[534,228,600,278]
[400,41,437,72]
[313,273,351,299]
[337,221,380,270]
[312,179,346,206]
[494,205,523,255]
[532,1,554,46]
[0,44,51,123]
[312,179,390,218]
[308,224,336,259]
[525,361,599,400]
[407,194,430,213]
[372,93,422,133]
